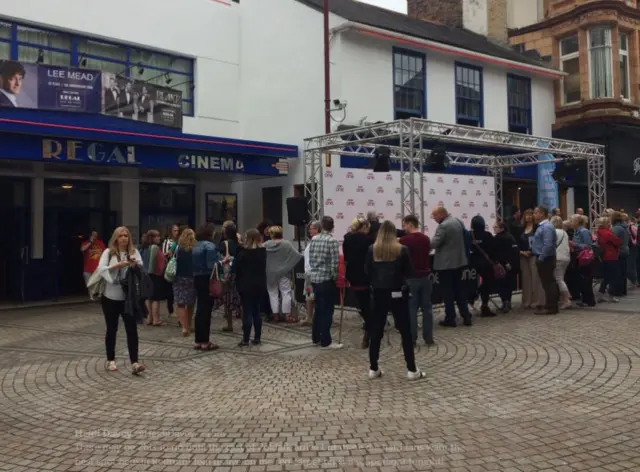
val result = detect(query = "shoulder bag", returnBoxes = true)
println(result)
[472,234,506,279]
[219,241,233,284]
[209,262,223,298]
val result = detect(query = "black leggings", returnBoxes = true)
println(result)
[352,288,371,336]
[101,296,139,363]
[194,275,215,344]
[369,289,416,373]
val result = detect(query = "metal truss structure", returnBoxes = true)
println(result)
[304,118,607,229]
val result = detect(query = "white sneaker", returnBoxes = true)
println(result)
[106,361,117,372]
[610,297,620,303]
[368,369,382,379]
[321,343,343,350]
[407,369,425,381]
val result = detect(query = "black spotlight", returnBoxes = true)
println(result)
[552,157,579,183]
[373,146,391,173]
[426,145,449,171]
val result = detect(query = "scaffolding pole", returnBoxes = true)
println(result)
[303,118,606,230]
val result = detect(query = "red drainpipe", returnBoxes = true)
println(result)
[323,0,331,135]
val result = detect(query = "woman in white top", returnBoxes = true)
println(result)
[96,226,146,374]
[551,216,571,309]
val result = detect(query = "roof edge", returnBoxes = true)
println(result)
[334,22,564,79]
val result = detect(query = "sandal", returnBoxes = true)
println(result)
[152,322,165,327]
[286,316,297,323]
[132,363,146,375]
[181,330,189,337]
[200,343,219,351]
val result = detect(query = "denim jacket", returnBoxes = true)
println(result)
[572,227,592,250]
[192,240,219,276]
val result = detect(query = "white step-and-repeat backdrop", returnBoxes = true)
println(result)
[322,166,497,241]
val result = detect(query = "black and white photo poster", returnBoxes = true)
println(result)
[101,72,183,129]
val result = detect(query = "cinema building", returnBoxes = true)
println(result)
[0,0,559,302]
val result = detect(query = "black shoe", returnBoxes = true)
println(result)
[463,316,473,326]
[251,339,261,345]
[439,320,457,328]
[424,339,435,346]
[480,306,497,317]
[238,341,249,347]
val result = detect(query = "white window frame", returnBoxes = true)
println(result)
[587,27,614,99]
[619,32,631,101]
[559,35,580,105]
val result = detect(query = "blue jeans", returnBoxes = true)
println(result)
[312,281,336,347]
[407,277,433,343]
[241,294,262,343]
[439,268,471,324]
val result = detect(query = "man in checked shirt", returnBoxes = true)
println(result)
[309,216,343,349]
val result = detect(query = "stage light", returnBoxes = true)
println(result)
[552,157,579,183]
[373,146,391,173]
[426,145,449,171]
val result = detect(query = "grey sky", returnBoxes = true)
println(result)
[358,0,407,13]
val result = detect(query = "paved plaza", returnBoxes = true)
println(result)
[0,295,640,472]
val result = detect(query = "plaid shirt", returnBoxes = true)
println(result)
[308,231,339,283]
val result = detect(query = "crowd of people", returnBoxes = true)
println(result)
[85,203,636,379]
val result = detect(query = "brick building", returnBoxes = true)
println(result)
[509,0,640,211]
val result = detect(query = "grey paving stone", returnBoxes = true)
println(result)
[0,295,640,471]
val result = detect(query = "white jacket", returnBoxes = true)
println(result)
[555,229,570,262]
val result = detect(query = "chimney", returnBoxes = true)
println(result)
[408,0,508,43]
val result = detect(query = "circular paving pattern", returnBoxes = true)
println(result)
[0,301,640,471]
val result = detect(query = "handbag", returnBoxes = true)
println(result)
[472,234,506,279]
[209,263,223,298]
[577,248,594,267]
[86,270,106,301]
[164,253,177,282]
[219,241,233,284]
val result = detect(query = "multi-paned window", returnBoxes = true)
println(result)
[588,27,613,99]
[455,63,483,127]
[619,32,630,100]
[392,48,426,119]
[559,35,580,104]
[0,20,194,116]
[507,74,532,134]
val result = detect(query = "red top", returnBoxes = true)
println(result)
[82,239,105,273]
[399,231,431,277]
[336,254,348,288]
[596,227,622,261]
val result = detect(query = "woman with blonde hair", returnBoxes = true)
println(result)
[96,226,146,374]
[173,228,197,337]
[365,220,424,381]
[571,214,595,307]
[233,228,267,346]
[265,226,302,323]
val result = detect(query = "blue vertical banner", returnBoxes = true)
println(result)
[536,140,559,210]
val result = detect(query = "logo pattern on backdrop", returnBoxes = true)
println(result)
[323,167,496,239]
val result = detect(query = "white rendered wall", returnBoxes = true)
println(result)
[463,0,488,37]
[2,0,242,139]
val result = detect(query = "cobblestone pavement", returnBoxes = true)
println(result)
[1,294,640,472]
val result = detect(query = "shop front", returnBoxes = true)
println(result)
[0,109,298,302]
[554,121,639,212]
